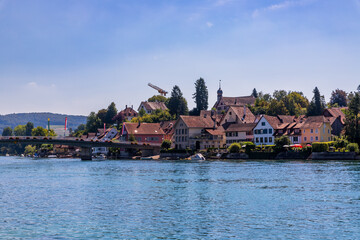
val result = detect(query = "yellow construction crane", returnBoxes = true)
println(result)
[148,83,168,96]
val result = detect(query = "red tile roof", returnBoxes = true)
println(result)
[223,123,256,132]
[228,106,256,123]
[301,116,331,129]
[123,122,165,135]
[324,107,346,124]
[139,101,168,111]
[221,96,256,106]
[179,115,215,128]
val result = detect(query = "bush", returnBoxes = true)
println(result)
[346,143,359,153]
[228,143,241,153]
[240,142,255,153]
[334,137,349,149]
[312,142,329,152]
[161,140,172,150]
[264,145,275,152]
[274,136,291,152]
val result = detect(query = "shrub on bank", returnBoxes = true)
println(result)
[312,142,329,152]
[228,143,241,153]
[346,143,359,153]
[240,142,255,153]
[334,137,349,149]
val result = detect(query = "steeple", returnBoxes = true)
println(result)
[217,80,223,102]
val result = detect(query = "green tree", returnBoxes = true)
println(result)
[330,89,347,107]
[307,87,325,116]
[228,143,241,153]
[86,112,102,133]
[2,127,13,136]
[139,108,146,117]
[24,145,37,156]
[161,140,172,149]
[167,85,189,118]
[274,136,291,152]
[283,92,309,116]
[251,88,258,98]
[105,102,118,125]
[131,109,173,123]
[344,92,360,144]
[192,78,208,115]
[32,126,48,136]
[273,90,287,101]
[25,122,34,136]
[148,95,168,103]
[97,109,107,123]
[267,100,289,116]
[14,125,26,136]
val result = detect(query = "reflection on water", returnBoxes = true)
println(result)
[0,157,360,239]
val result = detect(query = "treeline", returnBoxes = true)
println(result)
[1,122,57,155]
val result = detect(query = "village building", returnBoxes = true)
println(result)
[219,106,257,146]
[92,128,119,155]
[113,105,138,122]
[138,101,168,114]
[172,114,225,150]
[212,84,255,114]
[323,107,347,136]
[121,122,165,144]
[253,115,281,145]
[298,116,332,144]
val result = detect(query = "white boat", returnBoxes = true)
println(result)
[48,155,57,158]
[94,154,107,160]
[191,153,206,161]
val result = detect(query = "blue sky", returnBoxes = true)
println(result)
[0,0,359,115]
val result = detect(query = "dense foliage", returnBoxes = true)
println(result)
[191,78,208,116]
[307,87,325,116]
[312,142,329,152]
[167,85,189,118]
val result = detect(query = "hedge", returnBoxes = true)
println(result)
[346,143,359,153]
[228,143,241,153]
[312,142,329,152]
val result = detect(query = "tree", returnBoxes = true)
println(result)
[105,102,118,125]
[251,88,258,98]
[14,125,26,136]
[267,100,289,116]
[161,140,172,149]
[148,95,168,103]
[330,89,347,107]
[97,109,107,123]
[167,85,189,118]
[25,122,34,136]
[2,127,13,136]
[307,87,325,116]
[73,124,86,137]
[283,92,309,116]
[32,126,48,136]
[273,90,287,101]
[344,92,360,144]
[86,112,102,133]
[274,136,291,152]
[24,145,37,156]
[131,109,173,123]
[139,108,146,117]
[192,78,208,115]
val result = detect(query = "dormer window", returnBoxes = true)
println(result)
[261,122,265,126]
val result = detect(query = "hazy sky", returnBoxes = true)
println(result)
[0,0,359,115]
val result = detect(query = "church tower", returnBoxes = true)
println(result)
[217,80,223,102]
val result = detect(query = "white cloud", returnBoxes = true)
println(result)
[252,0,314,18]
[206,21,214,28]
[26,82,56,90]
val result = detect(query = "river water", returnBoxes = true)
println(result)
[0,157,360,239]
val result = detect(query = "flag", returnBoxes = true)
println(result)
[65,117,67,131]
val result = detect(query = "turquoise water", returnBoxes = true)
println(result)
[1,157,360,239]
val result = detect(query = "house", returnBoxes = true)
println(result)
[160,120,176,141]
[223,123,256,146]
[92,128,119,155]
[253,115,281,145]
[138,101,168,114]
[121,122,165,144]
[219,106,257,146]
[173,114,225,150]
[113,105,138,122]
[212,85,255,114]
[323,107,347,136]
[299,116,332,144]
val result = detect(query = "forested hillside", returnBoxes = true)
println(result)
[0,113,86,134]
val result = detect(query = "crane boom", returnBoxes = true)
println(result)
[148,83,168,96]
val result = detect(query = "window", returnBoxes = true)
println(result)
[304,137,307,141]
[269,137,272,143]
[328,129,330,134]
[269,129,273,134]
[328,137,331,141]
[185,129,188,134]
[261,122,265,126]
[182,136,184,142]
[315,129,318,133]
[294,136,298,142]
[263,129,268,134]
[303,129,306,133]
[315,136,318,141]
[260,137,263,143]
[182,129,184,134]
[256,138,259,143]
[265,137,268,143]
[311,137,313,141]
[229,112,232,115]
[311,129,313,133]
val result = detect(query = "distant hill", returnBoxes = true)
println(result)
[0,112,87,134]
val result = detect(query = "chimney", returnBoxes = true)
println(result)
[137,120,141,128]
[126,105,128,109]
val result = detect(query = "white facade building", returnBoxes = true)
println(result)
[253,115,277,145]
